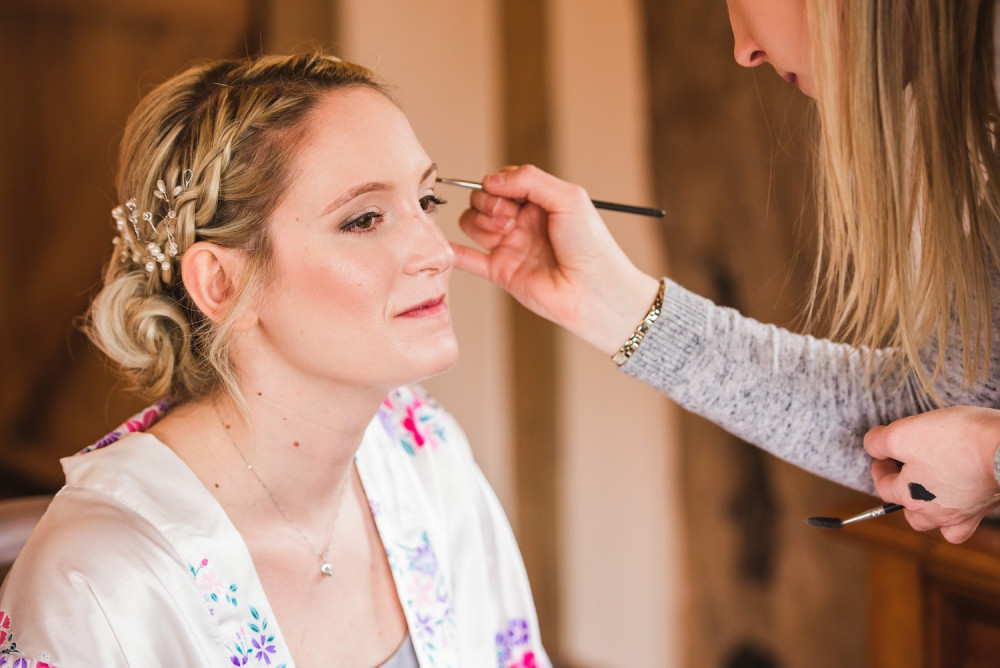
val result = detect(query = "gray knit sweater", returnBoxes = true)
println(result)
[622,277,1000,493]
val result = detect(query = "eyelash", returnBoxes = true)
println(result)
[339,194,448,233]
[420,195,448,213]
[340,210,384,233]
[420,194,447,213]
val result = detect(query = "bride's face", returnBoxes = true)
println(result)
[246,86,458,392]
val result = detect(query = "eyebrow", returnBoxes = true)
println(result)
[321,163,438,217]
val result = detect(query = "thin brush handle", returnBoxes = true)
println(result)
[437,177,666,218]
[840,502,904,526]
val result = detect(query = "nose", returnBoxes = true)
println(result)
[404,214,454,277]
[727,2,768,68]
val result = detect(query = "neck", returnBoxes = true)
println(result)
[212,380,387,533]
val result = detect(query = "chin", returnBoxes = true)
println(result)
[426,343,460,379]
[397,341,460,387]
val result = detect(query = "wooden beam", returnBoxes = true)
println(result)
[499,0,562,657]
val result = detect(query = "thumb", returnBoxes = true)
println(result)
[450,242,490,280]
[863,424,895,460]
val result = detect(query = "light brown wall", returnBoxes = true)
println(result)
[547,0,679,664]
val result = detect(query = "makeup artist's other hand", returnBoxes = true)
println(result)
[865,406,1000,544]
[452,165,660,354]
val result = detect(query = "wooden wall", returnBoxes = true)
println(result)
[642,2,871,667]
[0,0,329,494]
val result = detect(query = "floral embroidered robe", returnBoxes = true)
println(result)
[0,387,547,668]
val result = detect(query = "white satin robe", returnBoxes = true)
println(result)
[0,387,548,668]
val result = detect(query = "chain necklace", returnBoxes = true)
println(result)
[214,402,343,578]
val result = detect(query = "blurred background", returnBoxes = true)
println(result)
[0,0,878,666]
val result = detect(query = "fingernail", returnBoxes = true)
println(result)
[484,172,506,187]
[488,196,503,215]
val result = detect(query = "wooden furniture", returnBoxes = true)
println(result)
[830,504,1000,667]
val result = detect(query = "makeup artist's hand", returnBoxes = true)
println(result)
[452,164,660,354]
[865,405,1000,543]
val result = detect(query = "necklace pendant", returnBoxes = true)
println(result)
[321,562,334,577]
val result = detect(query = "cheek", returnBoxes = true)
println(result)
[288,246,393,315]
[757,3,810,62]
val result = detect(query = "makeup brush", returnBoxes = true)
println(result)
[806,502,904,529]
[436,177,666,218]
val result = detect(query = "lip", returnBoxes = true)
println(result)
[396,294,448,318]
[782,72,799,88]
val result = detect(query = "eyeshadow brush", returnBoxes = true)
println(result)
[806,502,904,529]
[437,177,666,218]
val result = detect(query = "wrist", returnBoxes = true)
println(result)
[576,269,660,356]
[611,278,665,365]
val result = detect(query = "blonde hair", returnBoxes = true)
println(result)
[807,0,1000,400]
[86,52,386,404]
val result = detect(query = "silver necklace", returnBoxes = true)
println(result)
[214,403,343,578]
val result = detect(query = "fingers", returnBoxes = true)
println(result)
[864,407,1000,543]
[939,517,982,544]
[458,207,512,249]
[905,508,980,543]
[870,457,937,529]
[871,456,983,542]
[480,164,593,215]
[869,456,906,502]
[469,188,522,223]
[458,192,520,245]
[450,242,490,280]
[863,422,902,461]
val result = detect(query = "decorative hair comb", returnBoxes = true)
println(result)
[111,169,192,281]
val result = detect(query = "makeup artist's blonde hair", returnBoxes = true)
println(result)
[806,0,1000,400]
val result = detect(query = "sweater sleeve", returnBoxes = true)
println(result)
[618,277,992,493]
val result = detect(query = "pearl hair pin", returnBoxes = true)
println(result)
[111,169,192,281]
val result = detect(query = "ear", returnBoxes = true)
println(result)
[180,242,256,328]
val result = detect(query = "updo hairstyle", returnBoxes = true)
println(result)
[85,52,387,403]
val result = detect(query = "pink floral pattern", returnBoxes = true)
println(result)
[190,560,285,667]
[190,558,239,616]
[372,387,462,663]
[508,652,539,668]
[79,398,173,453]
[225,607,280,667]
[497,618,537,668]
[0,611,11,651]
[378,388,446,455]
[385,531,454,655]
[0,610,58,667]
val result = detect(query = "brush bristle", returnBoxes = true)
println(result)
[806,516,843,529]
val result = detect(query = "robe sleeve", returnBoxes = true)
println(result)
[0,487,217,667]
